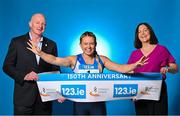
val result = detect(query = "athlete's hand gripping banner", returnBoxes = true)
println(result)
[37,73,162,102]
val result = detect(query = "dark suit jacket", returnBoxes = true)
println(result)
[3,33,60,106]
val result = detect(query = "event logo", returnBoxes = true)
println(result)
[140,86,159,95]
[40,88,50,96]
[89,87,100,96]
[40,87,58,96]
[89,86,110,97]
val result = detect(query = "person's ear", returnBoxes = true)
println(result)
[29,21,32,28]
[80,43,82,49]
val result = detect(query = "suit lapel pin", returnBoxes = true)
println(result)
[45,44,47,47]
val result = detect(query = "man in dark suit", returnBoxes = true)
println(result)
[3,13,60,115]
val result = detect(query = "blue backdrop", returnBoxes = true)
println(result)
[0,0,180,115]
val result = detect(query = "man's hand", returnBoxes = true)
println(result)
[24,71,38,81]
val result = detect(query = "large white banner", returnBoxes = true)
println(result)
[37,73,162,102]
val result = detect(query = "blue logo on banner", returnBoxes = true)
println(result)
[61,85,86,98]
[79,64,98,70]
[113,84,138,97]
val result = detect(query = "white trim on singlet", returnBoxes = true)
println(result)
[73,54,104,73]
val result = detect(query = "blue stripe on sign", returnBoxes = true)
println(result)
[38,73,162,81]
[61,85,86,98]
[113,84,138,97]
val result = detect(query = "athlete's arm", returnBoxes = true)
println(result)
[100,55,147,73]
[27,40,74,67]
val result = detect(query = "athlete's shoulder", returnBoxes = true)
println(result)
[99,55,110,62]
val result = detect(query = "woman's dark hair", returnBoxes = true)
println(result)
[134,22,158,49]
[80,31,97,56]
